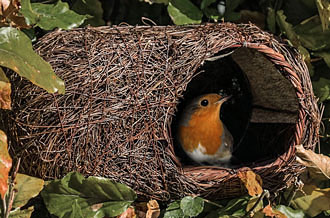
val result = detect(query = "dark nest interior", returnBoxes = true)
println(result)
[0,23,320,201]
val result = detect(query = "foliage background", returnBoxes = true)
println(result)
[0,0,330,217]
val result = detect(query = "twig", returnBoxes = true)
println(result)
[4,158,21,218]
[244,190,270,218]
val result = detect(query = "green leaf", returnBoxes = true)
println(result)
[294,16,330,51]
[72,0,105,27]
[201,0,217,10]
[276,10,301,46]
[324,210,330,216]
[41,172,137,218]
[205,196,250,218]
[275,205,306,218]
[203,8,221,21]
[0,130,12,199]
[281,0,317,26]
[276,10,313,75]
[69,199,83,218]
[313,51,330,68]
[0,27,65,94]
[224,0,242,21]
[201,0,221,21]
[20,0,90,30]
[180,196,204,217]
[12,174,44,209]
[312,77,330,102]
[167,0,202,25]
[267,7,276,33]
[9,206,34,218]
[142,0,169,4]
[0,67,11,109]
[164,201,187,218]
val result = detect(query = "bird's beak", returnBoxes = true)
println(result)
[216,95,232,104]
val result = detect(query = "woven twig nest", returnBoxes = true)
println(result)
[2,23,320,200]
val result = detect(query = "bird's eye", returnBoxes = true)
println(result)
[201,99,208,106]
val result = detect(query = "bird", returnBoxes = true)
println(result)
[178,93,234,167]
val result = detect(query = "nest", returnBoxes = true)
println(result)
[2,23,320,201]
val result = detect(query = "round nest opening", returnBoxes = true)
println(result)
[1,23,320,201]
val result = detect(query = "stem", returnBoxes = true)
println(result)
[203,199,223,209]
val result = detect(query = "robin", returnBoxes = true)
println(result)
[178,93,233,167]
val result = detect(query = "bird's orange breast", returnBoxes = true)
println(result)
[179,108,223,155]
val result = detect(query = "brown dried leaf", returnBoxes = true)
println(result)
[262,205,287,218]
[238,170,263,196]
[117,207,136,218]
[0,0,29,28]
[146,200,160,218]
[0,67,11,109]
[0,130,12,199]
[0,0,11,15]
[296,144,330,181]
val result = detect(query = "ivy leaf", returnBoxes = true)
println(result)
[167,0,202,25]
[275,205,306,218]
[12,174,44,209]
[0,67,11,109]
[20,0,90,30]
[0,130,12,199]
[71,0,105,27]
[41,172,137,218]
[0,27,65,94]
[180,196,204,217]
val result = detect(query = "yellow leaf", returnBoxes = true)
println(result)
[291,184,330,217]
[238,170,263,196]
[146,200,160,218]
[316,0,330,31]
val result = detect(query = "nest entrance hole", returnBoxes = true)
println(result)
[172,47,299,167]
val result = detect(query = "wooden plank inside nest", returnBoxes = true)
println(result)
[231,48,299,123]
